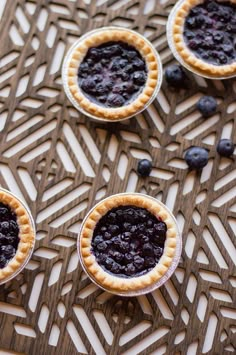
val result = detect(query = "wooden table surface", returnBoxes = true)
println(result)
[0,0,236,354]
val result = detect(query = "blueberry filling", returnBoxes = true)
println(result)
[91,205,167,278]
[183,0,236,65]
[0,203,19,269]
[78,42,147,107]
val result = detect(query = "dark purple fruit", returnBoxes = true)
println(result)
[217,139,234,157]
[197,96,217,118]
[184,147,209,170]
[165,65,187,88]
[107,94,125,107]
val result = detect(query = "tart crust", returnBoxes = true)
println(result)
[0,190,35,282]
[66,28,159,120]
[172,0,236,76]
[80,194,178,292]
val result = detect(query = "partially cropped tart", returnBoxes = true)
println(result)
[172,0,236,76]
[79,194,178,293]
[0,190,35,282]
[66,27,159,120]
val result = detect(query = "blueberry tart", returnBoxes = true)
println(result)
[79,194,178,293]
[0,190,35,282]
[66,27,160,120]
[172,0,236,77]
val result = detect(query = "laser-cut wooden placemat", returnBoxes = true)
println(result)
[0,0,236,354]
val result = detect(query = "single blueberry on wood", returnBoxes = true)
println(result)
[197,96,217,118]
[165,64,187,87]
[137,159,152,177]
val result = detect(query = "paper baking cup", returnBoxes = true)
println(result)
[167,0,236,80]
[62,27,163,122]
[0,188,36,286]
[77,193,182,297]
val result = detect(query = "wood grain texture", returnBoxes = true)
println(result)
[0,0,236,354]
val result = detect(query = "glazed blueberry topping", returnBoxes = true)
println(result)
[137,159,153,177]
[183,0,236,65]
[91,206,167,277]
[217,139,235,157]
[78,42,147,107]
[0,203,19,269]
[197,96,217,117]
[184,147,209,170]
[165,64,187,87]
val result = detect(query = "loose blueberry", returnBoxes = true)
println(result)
[197,96,217,118]
[137,159,152,177]
[165,65,187,88]
[91,205,167,277]
[185,147,209,170]
[217,139,234,157]
[133,72,146,85]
